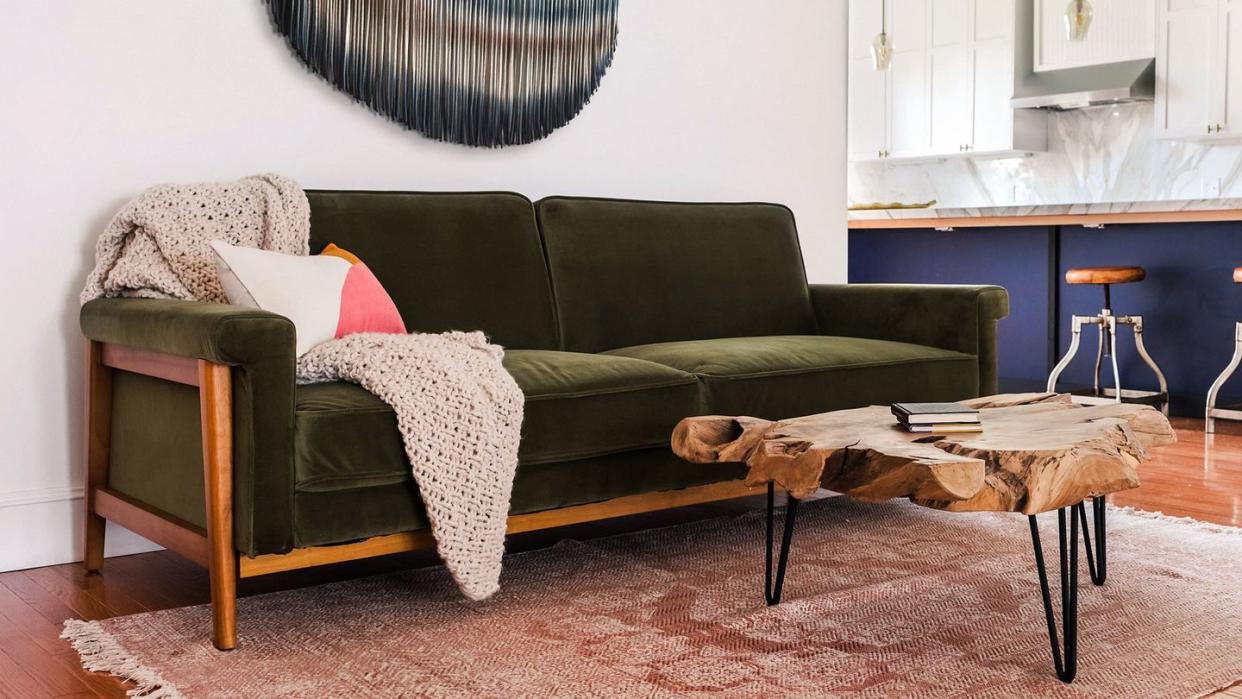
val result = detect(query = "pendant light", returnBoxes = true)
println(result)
[872,0,893,71]
[1064,0,1094,41]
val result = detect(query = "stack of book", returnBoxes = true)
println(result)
[890,402,982,433]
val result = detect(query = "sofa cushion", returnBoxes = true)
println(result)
[292,449,747,548]
[306,190,558,349]
[603,335,979,420]
[293,350,701,493]
[535,197,817,353]
[504,350,702,464]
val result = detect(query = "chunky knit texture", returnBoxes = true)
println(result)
[80,174,309,304]
[298,333,523,600]
[82,176,524,600]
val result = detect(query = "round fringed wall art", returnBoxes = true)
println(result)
[265,0,620,148]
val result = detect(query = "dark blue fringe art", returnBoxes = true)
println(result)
[265,0,620,147]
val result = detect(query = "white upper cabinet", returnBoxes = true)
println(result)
[890,0,931,157]
[848,0,890,160]
[1217,0,1242,136]
[1033,0,1156,71]
[1156,0,1242,141]
[848,0,1046,162]
[928,0,973,153]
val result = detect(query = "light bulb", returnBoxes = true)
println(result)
[1064,0,1093,41]
[871,32,893,71]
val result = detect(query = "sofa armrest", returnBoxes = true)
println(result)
[81,298,298,556]
[809,284,1010,395]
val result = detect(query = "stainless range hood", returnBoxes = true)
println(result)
[1010,59,1155,110]
[1008,0,1155,110]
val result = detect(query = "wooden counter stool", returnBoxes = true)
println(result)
[1047,266,1169,415]
[1205,267,1242,432]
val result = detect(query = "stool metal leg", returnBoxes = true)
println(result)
[1105,314,1122,404]
[1092,322,1105,396]
[1123,315,1169,416]
[1048,315,1091,393]
[1050,312,1168,413]
[1206,321,1242,433]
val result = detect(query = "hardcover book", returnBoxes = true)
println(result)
[891,402,980,424]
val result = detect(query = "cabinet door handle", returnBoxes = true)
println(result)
[1217,124,1225,133]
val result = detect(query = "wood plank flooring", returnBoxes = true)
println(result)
[1,418,1238,697]
[1111,418,1242,527]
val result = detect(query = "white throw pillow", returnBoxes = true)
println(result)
[210,241,406,356]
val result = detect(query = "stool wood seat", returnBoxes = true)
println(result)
[1232,266,1242,283]
[1065,266,1146,285]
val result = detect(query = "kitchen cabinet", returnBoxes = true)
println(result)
[1156,0,1242,141]
[1033,0,1156,72]
[928,0,972,154]
[889,0,931,157]
[848,1,890,160]
[848,0,1046,162]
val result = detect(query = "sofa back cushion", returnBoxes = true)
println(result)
[536,196,817,353]
[307,190,558,349]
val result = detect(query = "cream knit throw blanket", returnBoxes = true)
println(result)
[80,174,310,304]
[298,334,522,600]
[81,175,523,601]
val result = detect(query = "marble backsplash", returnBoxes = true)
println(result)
[848,102,1242,212]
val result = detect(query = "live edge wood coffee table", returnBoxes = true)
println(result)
[672,393,1176,683]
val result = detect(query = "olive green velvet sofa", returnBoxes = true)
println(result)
[79,191,1009,649]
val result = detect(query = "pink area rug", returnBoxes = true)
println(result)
[64,498,1242,698]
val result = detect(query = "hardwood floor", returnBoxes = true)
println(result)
[1111,418,1242,527]
[2,418,1239,697]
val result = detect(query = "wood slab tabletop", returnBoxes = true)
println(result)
[672,393,1176,515]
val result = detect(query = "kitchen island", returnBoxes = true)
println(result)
[849,206,1242,416]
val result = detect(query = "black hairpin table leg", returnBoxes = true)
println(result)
[764,482,800,606]
[1029,506,1080,683]
[1079,495,1107,586]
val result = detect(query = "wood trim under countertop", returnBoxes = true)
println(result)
[847,209,1242,229]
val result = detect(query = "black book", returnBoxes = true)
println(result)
[891,402,980,424]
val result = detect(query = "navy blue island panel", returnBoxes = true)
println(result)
[849,220,1242,416]
[848,225,1055,393]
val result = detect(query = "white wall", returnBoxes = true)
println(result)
[0,1,848,571]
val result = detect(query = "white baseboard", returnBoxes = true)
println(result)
[0,486,161,572]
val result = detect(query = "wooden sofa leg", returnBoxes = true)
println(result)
[83,341,112,574]
[199,360,237,651]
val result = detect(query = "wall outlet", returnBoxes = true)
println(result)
[1204,176,1223,198]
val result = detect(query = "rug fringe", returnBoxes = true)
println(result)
[61,619,184,698]
[1111,505,1242,536]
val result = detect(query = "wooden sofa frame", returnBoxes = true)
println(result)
[83,340,761,650]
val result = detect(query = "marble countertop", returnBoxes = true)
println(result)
[848,198,1242,222]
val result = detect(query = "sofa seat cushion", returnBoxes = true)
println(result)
[290,449,745,553]
[603,335,978,420]
[293,350,701,493]
[291,449,747,548]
